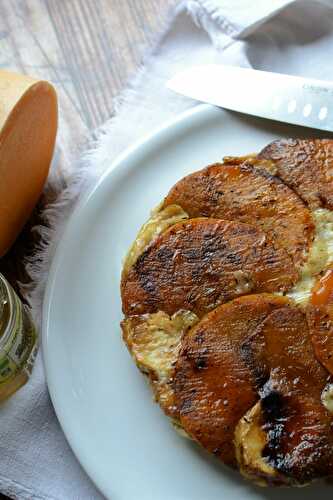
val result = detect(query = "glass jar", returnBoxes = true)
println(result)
[0,273,38,402]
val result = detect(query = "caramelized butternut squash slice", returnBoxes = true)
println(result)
[121,219,298,317]
[259,139,333,210]
[174,294,288,466]
[164,162,313,266]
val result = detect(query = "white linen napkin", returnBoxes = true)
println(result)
[2,1,333,498]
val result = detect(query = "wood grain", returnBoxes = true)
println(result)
[0,0,176,133]
[0,0,176,497]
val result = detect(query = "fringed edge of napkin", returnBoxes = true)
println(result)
[188,0,240,37]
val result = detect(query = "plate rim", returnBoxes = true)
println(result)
[42,103,218,498]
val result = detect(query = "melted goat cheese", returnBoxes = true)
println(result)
[122,204,188,276]
[286,208,333,305]
[322,383,333,414]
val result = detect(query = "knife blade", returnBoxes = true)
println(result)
[167,64,333,132]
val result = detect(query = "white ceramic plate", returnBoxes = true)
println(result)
[43,104,333,500]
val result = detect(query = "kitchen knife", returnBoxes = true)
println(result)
[167,64,333,132]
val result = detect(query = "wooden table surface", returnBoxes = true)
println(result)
[0,0,175,498]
